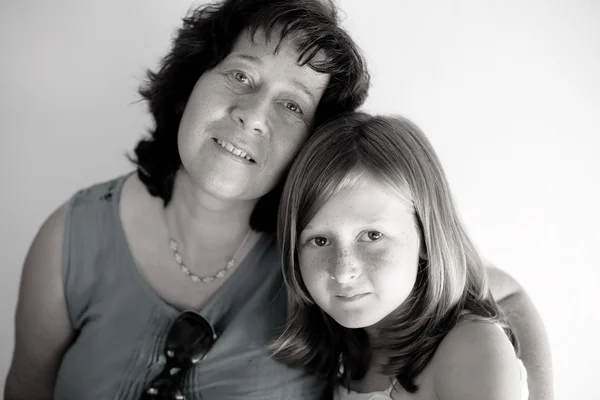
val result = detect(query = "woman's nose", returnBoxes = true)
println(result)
[230,93,270,136]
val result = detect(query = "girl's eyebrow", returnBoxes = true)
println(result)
[299,225,329,237]
[361,217,391,224]
[300,225,317,235]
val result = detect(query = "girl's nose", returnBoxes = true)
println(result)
[330,248,361,284]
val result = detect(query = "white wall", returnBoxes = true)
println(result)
[1,1,598,398]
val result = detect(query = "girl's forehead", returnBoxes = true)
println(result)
[306,172,414,222]
[336,169,413,205]
[302,177,418,236]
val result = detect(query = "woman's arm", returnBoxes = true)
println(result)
[434,321,524,400]
[4,203,75,400]
[487,266,554,400]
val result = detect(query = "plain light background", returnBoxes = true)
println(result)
[1,0,598,398]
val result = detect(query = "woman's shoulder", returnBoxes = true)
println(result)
[29,173,130,251]
[70,172,133,204]
[430,319,524,400]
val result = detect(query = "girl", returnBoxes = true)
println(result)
[273,112,529,399]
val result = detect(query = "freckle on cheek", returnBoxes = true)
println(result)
[315,258,334,281]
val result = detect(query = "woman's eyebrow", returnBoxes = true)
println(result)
[290,79,317,103]
[226,53,262,65]
[225,54,319,102]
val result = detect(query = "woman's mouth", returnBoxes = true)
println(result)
[213,138,255,163]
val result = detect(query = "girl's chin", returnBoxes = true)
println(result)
[331,314,384,330]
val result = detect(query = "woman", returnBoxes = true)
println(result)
[5,0,368,399]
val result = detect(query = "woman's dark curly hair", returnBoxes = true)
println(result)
[130,0,370,232]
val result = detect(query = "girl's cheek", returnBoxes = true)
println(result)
[299,255,327,280]
[359,249,390,273]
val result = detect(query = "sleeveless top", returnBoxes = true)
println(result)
[333,324,529,400]
[54,174,325,400]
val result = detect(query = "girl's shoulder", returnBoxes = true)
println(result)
[429,319,524,400]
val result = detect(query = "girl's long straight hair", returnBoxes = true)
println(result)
[271,112,519,393]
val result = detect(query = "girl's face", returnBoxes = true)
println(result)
[298,177,422,329]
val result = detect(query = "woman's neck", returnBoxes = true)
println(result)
[165,170,258,261]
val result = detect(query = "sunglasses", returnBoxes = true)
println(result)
[141,311,217,400]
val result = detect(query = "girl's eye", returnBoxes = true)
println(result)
[233,71,250,85]
[309,237,329,247]
[358,231,384,242]
[285,101,303,114]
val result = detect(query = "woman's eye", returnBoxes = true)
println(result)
[233,71,250,85]
[285,101,303,114]
[309,237,329,247]
[358,231,383,242]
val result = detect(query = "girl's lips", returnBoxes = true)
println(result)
[335,293,370,302]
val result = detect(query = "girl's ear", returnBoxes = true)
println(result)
[414,210,427,260]
[419,239,428,260]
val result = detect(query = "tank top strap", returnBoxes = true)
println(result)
[62,173,132,330]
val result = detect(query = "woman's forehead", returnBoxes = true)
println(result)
[230,27,327,64]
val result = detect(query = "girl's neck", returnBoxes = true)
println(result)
[347,328,396,393]
[348,357,395,393]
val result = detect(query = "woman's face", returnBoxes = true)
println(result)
[177,28,330,201]
[298,178,422,329]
